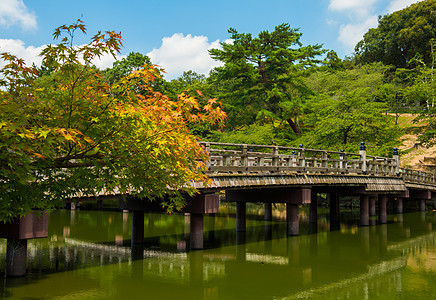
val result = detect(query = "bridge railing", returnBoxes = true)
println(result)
[400,168,436,185]
[201,142,395,176]
[366,155,398,175]
[200,142,436,184]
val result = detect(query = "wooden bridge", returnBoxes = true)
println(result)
[3,141,436,276]
[115,141,436,250]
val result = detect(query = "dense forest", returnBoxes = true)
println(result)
[98,0,435,157]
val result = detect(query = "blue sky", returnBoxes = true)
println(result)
[0,0,425,79]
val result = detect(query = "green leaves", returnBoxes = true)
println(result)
[209,23,325,133]
[301,87,401,156]
[355,0,436,68]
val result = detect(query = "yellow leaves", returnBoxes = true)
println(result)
[18,132,35,140]
[63,133,75,142]
[55,128,93,150]
[38,129,51,139]
[83,136,94,145]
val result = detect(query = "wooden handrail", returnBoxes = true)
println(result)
[200,142,436,185]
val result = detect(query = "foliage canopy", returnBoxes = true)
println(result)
[209,23,325,134]
[0,21,226,222]
[355,0,436,68]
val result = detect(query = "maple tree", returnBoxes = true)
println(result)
[0,21,226,222]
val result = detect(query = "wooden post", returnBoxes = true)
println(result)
[330,192,340,231]
[298,144,305,168]
[419,199,426,212]
[131,210,144,244]
[340,149,347,171]
[6,239,27,277]
[236,202,246,232]
[360,194,369,226]
[264,202,272,221]
[0,212,49,277]
[205,142,211,169]
[379,195,387,224]
[359,142,367,174]
[309,190,318,224]
[393,147,400,176]
[286,203,299,236]
[397,198,404,214]
[272,146,279,167]
[190,213,204,250]
[291,150,296,167]
[242,145,248,166]
[369,195,377,216]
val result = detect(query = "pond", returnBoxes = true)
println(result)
[0,204,435,299]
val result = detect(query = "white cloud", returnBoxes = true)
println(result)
[147,33,224,80]
[0,39,44,67]
[329,0,380,53]
[92,53,126,70]
[326,19,338,26]
[329,0,377,11]
[338,16,379,50]
[387,0,424,13]
[0,39,124,70]
[0,0,37,30]
[330,0,427,53]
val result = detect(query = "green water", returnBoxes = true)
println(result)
[0,205,435,299]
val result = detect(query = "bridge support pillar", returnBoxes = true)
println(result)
[309,190,318,224]
[236,202,246,232]
[378,195,387,224]
[131,210,144,244]
[360,195,369,226]
[419,199,426,212]
[185,193,219,250]
[190,213,204,250]
[0,211,48,277]
[264,203,272,221]
[65,201,77,210]
[286,203,299,236]
[409,190,430,212]
[369,195,377,216]
[330,192,340,231]
[6,239,27,277]
[388,198,396,214]
[397,198,404,214]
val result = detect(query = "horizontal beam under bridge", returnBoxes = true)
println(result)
[226,188,311,204]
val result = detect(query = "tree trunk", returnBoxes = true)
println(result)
[286,118,301,135]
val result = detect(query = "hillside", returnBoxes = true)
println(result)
[396,114,436,171]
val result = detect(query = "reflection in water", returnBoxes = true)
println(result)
[0,208,434,299]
